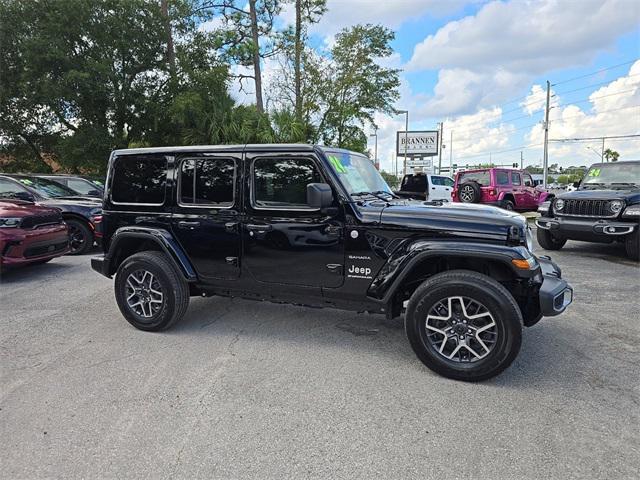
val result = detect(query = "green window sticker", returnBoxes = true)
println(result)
[328,155,347,174]
[588,168,601,177]
[20,178,34,185]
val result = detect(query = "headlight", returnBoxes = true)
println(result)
[538,201,551,213]
[0,217,22,228]
[609,200,624,214]
[622,204,640,218]
[554,198,565,211]
[526,227,534,252]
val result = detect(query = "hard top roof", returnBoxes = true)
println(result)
[110,144,360,156]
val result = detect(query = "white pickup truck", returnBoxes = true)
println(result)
[394,173,454,201]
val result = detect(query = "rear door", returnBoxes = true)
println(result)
[171,153,241,281]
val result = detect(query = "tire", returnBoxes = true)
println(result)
[536,228,567,250]
[625,232,639,261]
[405,270,523,381]
[500,199,515,211]
[66,219,93,255]
[114,251,190,331]
[458,182,481,203]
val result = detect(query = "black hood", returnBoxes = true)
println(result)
[559,188,640,204]
[360,200,526,241]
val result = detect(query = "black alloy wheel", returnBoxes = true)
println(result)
[66,219,93,255]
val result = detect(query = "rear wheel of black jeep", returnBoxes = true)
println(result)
[114,251,189,331]
[66,219,93,255]
[625,232,639,261]
[405,270,522,381]
[458,182,481,203]
[536,228,567,250]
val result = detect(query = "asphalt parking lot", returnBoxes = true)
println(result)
[1,231,639,479]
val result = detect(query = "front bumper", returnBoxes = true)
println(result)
[537,256,573,316]
[536,216,637,241]
[0,224,69,266]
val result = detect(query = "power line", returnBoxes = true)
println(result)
[554,74,640,96]
[453,143,543,162]
[549,134,640,142]
[554,87,639,108]
[551,59,639,87]
[549,104,640,122]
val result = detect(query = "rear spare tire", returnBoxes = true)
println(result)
[458,182,481,203]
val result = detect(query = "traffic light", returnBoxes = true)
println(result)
[512,163,518,168]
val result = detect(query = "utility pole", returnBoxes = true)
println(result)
[449,130,453,174]
[520,151,524,169]
[404,112,409,175]
[369,131,378,169]
[543,80,551,188]
[437,122,444,174]
[601,137,605,162]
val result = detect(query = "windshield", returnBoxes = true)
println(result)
[16,177,77,198]
[580,162,640,188]
[325,151,391,195]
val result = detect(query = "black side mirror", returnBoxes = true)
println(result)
[87,189,101,196]
[573,181,580,188]
[307,183,333,209]
[14,191,35,202]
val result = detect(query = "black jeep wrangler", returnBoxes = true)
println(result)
[92,144,572,381]
[536,161,640,260]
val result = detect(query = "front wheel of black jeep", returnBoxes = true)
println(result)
[625,232,639,261]
[536,228,567,250]
[114,251,189,331]
[405,270,523,381]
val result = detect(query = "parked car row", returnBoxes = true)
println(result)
[0,173,104,272]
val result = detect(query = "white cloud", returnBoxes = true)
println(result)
[407,0,640,115]
[525,61,640,166]
[280,0,471,40]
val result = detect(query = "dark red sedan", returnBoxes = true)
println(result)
[0,199,69,271]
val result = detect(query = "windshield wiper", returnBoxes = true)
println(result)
[351,191,396,202]
[610,182,638,187]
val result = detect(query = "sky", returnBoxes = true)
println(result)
[220,0,640,173]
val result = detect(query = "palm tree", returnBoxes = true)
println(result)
[603,148,620,162]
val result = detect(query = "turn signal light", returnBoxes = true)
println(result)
[512,258,536,270]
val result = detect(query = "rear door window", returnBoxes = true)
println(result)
[111,155,167,205]
[179,158,235,206]
[511,172,522,186]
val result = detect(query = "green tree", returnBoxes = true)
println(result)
[308,25,399,151]
[603,148,620,162]
[380,170,399,189]
[557,174,569,184]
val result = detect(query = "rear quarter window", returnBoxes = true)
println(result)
[458,171,491,186]
[110,155,167,204]
[496,171,510,185]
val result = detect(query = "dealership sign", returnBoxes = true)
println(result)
[396,131,439,156]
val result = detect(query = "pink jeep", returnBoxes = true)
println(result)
[452,168,553,211]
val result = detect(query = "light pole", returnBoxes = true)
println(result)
[369,131,378,169]
[396,110,409,175]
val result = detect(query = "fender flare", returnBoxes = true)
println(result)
[367,240,536,303]
[104,226,197,281]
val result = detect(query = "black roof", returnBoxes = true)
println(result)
[110,144,359,156]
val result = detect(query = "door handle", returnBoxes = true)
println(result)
[178,221,200,229]
[225,222,238,233]
[246,224,273,232]
[431,187,436,190]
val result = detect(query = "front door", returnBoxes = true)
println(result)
[171,154,241,281]
[511,171,524,207]
[522,173,537,208]
[243,152,344,288]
